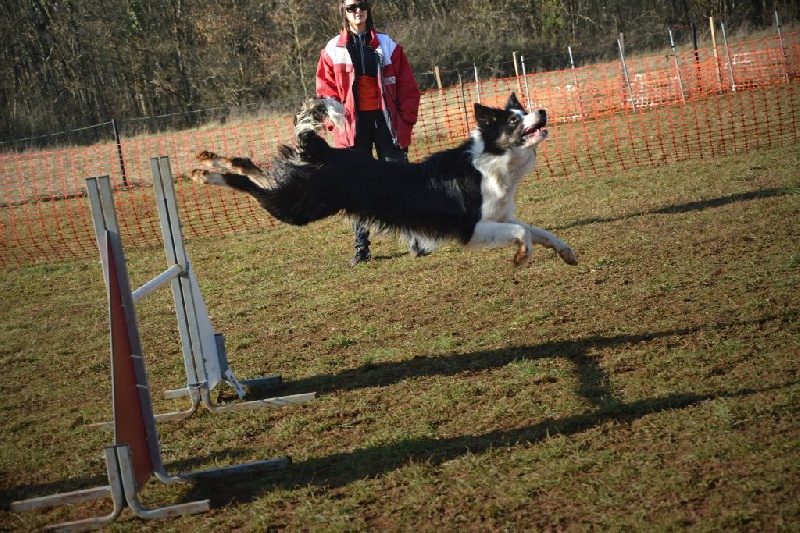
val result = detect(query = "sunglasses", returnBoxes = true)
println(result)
[344,2,369,13]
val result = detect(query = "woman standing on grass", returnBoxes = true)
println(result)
[315,0,427,266]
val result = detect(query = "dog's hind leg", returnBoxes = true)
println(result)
[190,169,267,197]
[511,219,578,265]
[468,221,533,266]
[190,169,234,187]
[195,150,274,187]
[195,150,261,175]
[197,151,240,172]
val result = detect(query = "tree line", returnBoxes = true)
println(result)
[1,0,795,146]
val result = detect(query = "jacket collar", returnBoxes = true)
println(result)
[337,28,379,48]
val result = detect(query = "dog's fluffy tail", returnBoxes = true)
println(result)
[294,98,344,137]
[191,98,348,226]
[292,97,344,161]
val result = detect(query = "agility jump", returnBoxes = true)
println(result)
[98,156,316,423]
[11,156,315,529]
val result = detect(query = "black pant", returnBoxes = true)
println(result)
[351,110,407,251]
[352,110,407,162]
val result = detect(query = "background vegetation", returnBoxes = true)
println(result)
[2,0,797,143]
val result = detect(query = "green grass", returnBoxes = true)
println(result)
[0,142,798,531]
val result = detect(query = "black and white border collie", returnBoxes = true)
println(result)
[190,93,577,266]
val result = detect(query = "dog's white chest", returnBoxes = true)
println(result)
[480,172,516,222]
[475,146,537,222]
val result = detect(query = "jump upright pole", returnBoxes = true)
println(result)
[11,159,316,529]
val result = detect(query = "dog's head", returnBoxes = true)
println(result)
[474,93,547,154]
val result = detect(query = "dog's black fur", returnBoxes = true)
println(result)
[192,93,577,266]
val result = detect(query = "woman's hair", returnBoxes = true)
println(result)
[339,1,375,33]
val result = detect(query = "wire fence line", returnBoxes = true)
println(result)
[1,31,798,270]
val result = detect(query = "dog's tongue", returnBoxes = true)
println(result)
[524,110,547,137]
[523,126,537,137]
[524,125,543,137]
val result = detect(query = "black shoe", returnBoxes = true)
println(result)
[350,248,371,266]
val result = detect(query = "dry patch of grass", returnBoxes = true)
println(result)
[0,143,798,531]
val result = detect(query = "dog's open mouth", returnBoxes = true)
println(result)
[522,110,547,141]
[523,125,544,138]
[522,125,547,143]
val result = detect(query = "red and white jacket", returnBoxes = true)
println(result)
[316,29,421,149]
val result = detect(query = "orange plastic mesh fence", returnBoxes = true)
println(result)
[2,32,798,269]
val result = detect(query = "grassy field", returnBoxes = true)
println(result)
[0,141,798,531]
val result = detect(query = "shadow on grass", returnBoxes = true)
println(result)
[179,316,788,505]
[2,317,785,510]
[267,333,643,406]
[184,386,775,508]
[253,317,780,407]
[554,187,790,230]
[1,384,777,510]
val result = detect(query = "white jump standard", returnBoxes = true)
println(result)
[11,156,315,530]
[142,156,315,419]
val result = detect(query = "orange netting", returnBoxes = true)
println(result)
[1,32,798,269]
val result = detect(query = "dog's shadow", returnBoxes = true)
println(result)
[175,317,783,506]
[179,187,791,503]
[3,318,784,509]
[251,317,774,405]
[553,187,788,230]
[258,329,669,404]
[5,189,789,509]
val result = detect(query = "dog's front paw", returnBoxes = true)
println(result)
[513,241,531,266]
[559,247,578,266]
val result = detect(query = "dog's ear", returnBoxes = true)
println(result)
[474,103,497,127]
[505,93,525,112]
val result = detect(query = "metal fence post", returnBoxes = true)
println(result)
[473,64,482,104]
[521,55,531,107]
[111,119,129,188]
[669,29,686,103]
[568,46,586,118]
[720,22,737,92]
[775,10,790,83]
[617,38,636,110]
